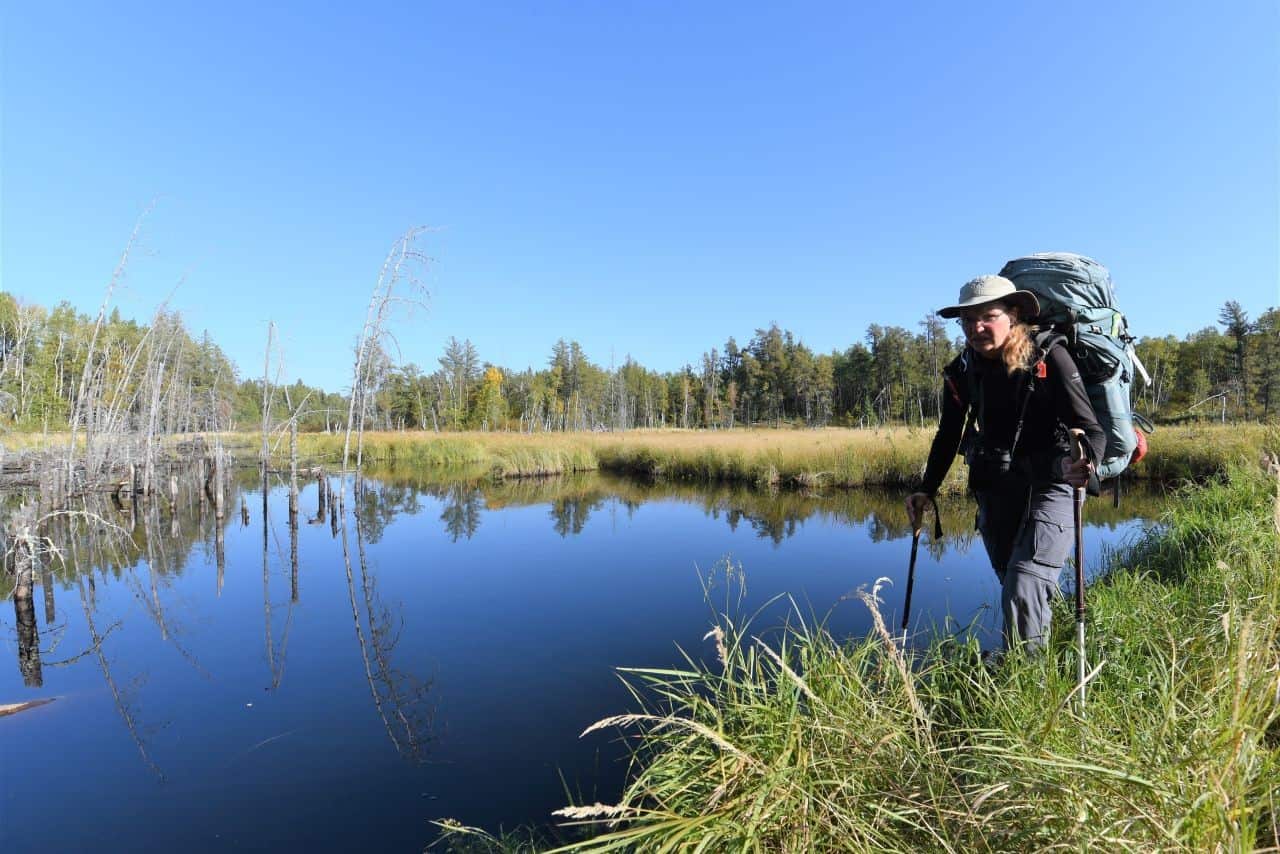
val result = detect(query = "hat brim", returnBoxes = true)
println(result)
[937,290,1040,320]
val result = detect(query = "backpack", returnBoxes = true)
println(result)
[998,252,1151,481]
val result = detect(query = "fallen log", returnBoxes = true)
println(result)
[0,697,56,718]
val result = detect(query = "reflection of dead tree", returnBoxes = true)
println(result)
[11,510,43,686]
[6,504,128,688]
[43,619,119,667]
[78,574,165,781]
[73,513,172,772]
[39,548,55,624]
[9,487,234,782]
[125,501,208,679]
[338,486,433,760]
[261,492,295,691]
[356,505,431,754]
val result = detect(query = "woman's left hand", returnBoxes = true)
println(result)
[1060,455,1093,489]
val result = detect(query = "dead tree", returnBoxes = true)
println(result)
[342,227,431,473]
[66,209,150,491]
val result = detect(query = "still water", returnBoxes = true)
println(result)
[0,470,1164,851]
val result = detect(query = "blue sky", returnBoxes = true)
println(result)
[2,1,1277,390]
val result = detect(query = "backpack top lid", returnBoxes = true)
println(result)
[998,252,1118,326]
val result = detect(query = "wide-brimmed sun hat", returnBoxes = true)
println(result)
[937,274,1039,320]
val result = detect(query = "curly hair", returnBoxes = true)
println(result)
[1001,306,1035,375]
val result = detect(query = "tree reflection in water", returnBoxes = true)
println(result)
[439,484,481,542]
[353,465,1167,548]
[62,505,169,781]
[339,478,435,761]
[550,495,603,537]
[261,472,295,691]
[1,468,1162,785]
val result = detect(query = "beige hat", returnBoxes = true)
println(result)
[937,275,1039,319]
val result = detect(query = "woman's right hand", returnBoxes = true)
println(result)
[905,492,930,531]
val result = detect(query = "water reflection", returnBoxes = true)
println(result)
[550,495,602,537]
[1,470,1169,705]
[0,467,1168,850]
[359,465,1169,549]
[439,484,482,542]
[79,573,166,780]
[1,471,441,774]
[262,474,295,691]
[14,572,40,687]
[341,478,435,760]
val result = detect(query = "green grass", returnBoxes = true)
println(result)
[435,463,1279,852]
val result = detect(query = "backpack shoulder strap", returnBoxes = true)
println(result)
[948,347,981,446]
[1030,328,1067,381]
[1033,327,1067,358]
[942,349,973,408]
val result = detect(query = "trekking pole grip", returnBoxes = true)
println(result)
[1069,428,1087,464]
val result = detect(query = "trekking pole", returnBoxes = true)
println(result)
[901,523,921,645]
[1070,429,1088,713]
[901,496,942,645]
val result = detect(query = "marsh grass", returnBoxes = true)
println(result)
[7,423,1272,494]
[589,427,937,490]
[1135,422,1275,482]
[296,431,598,477]
[294,424,1272,495]
[527,464,1280,852]
[294,427,949,490]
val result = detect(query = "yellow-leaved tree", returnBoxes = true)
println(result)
[473,366,506,431]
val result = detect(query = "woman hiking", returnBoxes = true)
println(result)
[906,274,1105,655]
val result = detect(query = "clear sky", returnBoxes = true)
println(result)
[2,1,1277,390]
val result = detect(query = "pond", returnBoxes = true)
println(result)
[0,469,1166,851]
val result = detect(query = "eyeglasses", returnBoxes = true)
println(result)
[956,309,1008,330]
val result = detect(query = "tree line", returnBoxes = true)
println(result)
[2,292,1277,436]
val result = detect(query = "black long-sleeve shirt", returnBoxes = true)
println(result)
[920,344,1106,496]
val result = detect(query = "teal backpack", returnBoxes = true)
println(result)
[998,252,1152,481]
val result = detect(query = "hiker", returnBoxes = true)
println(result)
[905,275,1105,654]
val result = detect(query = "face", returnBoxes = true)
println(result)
[958,302,1014,358]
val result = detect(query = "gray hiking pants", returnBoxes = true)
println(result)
[975,480,1077,653]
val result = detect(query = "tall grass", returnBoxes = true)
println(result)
[590,427,935,490]
[8,423,1270,492]
[507,463,1280,852]
[295,431,598,477]
[293,427,947,489]
[290,424,1270,493]
[1135,422,1274,482]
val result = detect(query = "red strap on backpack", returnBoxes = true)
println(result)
[944,374,963,407]
[1131,428,1149,464]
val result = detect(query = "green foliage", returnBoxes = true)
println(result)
[0,295,244,433]
[5,289,1274,438]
